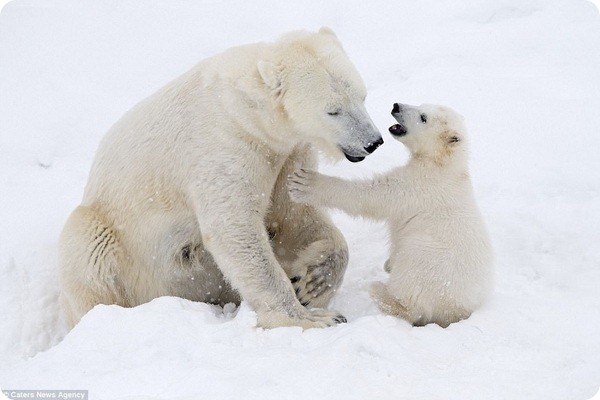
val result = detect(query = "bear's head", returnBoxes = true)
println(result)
[389,103,467,166]
[257,28,383,162]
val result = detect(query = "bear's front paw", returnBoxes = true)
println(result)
[287,168,319,204]
[257,307,346,330]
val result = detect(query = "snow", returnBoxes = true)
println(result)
[1,0,600,399]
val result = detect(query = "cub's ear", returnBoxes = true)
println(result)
[447,134,462,144]
[257,60,281,90]
[318,26,338,38]
[442,129,463,145]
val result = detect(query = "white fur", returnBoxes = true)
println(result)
[288,104,493,327]
[59,28,382,329]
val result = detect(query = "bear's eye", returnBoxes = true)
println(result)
[420,113,428,123]
[327,110,341,116]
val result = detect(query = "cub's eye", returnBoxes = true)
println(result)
[420,113,428,123]
[327,111,341,116]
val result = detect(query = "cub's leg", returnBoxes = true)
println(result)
[59,205,129,327]
[369,282,424,325]
[288,169,402,220]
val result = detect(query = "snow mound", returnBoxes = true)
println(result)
[1,0,600,399]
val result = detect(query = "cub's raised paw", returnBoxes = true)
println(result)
[287,168,319,203]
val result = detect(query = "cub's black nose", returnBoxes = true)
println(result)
[392,103,401,114]
[364,137,384,154]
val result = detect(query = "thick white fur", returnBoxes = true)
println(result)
[289,104,493,327]
[59,28,383,329]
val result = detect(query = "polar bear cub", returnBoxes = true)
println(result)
[289,103,493,327]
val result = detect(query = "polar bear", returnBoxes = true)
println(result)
[59,28,383,330]
[288,103,493,327]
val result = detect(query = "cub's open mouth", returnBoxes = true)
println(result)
[343,153,366,163]
[389,124,407,137]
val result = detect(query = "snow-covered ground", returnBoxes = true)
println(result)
[1,0,600,399]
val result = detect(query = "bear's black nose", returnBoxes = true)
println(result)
[392,103,401,114]
[364,137,384,154]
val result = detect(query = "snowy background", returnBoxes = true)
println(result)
[1,0,600,399]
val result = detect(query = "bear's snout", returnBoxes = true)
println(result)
[392,103,402,115]
[364,137,384,154]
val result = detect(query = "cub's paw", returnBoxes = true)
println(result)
[384,259,392,273]
[287,168,319,204]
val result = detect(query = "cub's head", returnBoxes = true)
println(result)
[257,27,383,162]
[389,103,467,165]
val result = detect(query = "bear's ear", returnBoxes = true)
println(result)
[257,60,282,90]
[318,26,338,38]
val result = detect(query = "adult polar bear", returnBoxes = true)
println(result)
[59,28,382,329]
